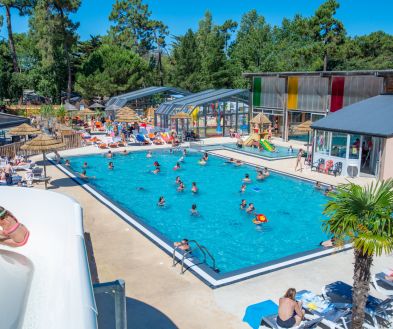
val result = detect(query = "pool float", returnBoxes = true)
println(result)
[253,214,268,225]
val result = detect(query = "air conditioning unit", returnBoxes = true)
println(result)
[347,165,359,178]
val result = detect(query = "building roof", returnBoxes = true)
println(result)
[0,112,30,129]
[156,89,248,115]
[242,69,393,78]
[105,86,190,108]
[311,94,393,137]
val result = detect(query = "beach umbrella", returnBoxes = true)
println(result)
[78,108,95,120]
[89,102,105,109]
[295,120,313,155]
[117,107,137,116]
[250,113,271,125]
[8,123,42,136]
[21,134,65,189]
[115,115,140,123]
[63,102,77,111]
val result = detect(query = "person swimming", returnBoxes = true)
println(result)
[153,166,160,174]
[182,148,187,156]
[234,160,243,167]
[325,185,334,196]
[240,199,247,210]
[108,162,114,170]
[246,203,255,214]
[174,239,190,251]
[177,182,185,192]
[315,181,322,190]
[82,162,88,169]
[190,204,199,216]
[240,184,246,193]
[257,170,265,180]
[263,168,270,177]
[122,149,128,155]
[80,170,95,180]
[175,176,181,185]
[203,152,209,161]
[65,159,70,167]
[173,162,181,170]
[198,158,206,166]
[106,150,113,158]
[178,156,184,163]
[243,173,251,183]
[157,196,166,207]
[288,145,294,153]
[146,151,152,158]
[191,182,198,193]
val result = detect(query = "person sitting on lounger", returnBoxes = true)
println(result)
[0,207,30,247]
[277,288,305,328]
[174,239,190,251]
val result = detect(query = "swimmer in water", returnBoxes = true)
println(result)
[191,182,198,193]
[80,170,95,180]
[263,168,270,177]
[203,152,209,161]
[234,160,243,167]
[153,161,160,167]
[65,159,70,167]
[173,162,181,170]
[243,173,251,183]
[177,182,185,192]
[325,185,334,196]
[225,157,235,164]
[240,199,247,210]
[175,176,181,185]
[106,150,113,158]
[182,148,187,156]
[190,204,199,216]
[153,166,160,174]
[178,156,184,163]
[158,196,165,207]
[82,162,88,169]
[257,170,265,180]
[174,239,190,251]
[240,184,246,193]
[108,162,114,170]
[246,203,255,214]
[198,158,206,166]
[122,149,128,155]
[315,181,322,190]
[146,151,152,158]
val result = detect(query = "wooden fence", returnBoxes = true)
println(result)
[0,133,83,158]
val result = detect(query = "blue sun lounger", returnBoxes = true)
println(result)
[136,134,149,144]
[322,281,393,328]
[373,272,393,296]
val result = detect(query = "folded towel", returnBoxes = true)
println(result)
[243,299,278,329]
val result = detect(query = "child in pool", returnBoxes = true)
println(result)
[240,199,247,210]
[243,173,251,183]
[190,204,199,216]
[177,182,185,192]
[191,182,198,193]
[157,196,165,207]
[173,162,181,170]
[246,203,255,214]
[240,184,246,193]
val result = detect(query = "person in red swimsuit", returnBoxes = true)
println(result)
[0,207,30,247]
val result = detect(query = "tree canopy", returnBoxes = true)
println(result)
[0,0,392,102]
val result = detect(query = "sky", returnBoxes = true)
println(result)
[1,0,393,42]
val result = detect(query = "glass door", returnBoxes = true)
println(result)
[360,136,381,176]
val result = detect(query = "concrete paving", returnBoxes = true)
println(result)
[27,137,390,329]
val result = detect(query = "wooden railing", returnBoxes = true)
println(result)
[0,133,83,158]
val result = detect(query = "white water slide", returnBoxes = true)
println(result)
[0,187,97,329]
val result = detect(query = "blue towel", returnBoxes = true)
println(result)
[243,299,278,329]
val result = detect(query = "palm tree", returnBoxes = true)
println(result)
[39,104,55,130]
[323,180,393,329]
[55,105,67,124]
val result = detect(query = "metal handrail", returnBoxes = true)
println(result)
[200,245,217,272]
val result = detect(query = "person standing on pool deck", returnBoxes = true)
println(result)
[295,149,304,172]
[277,288,305,328]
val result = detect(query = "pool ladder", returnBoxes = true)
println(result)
[172,239,217,274]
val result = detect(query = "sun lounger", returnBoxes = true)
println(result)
[373,272,393,296]
[31,167,51,183]
[323,281,393,328]
[136,134,150,144]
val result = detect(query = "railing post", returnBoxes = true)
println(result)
[114,279,127,329]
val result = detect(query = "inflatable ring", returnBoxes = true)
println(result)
[253,214,268,224]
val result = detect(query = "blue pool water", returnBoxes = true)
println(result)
[67,150,328,273]
[224,143,298,159]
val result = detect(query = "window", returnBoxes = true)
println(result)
[315,130,330,155]
[330,132,348,158]
[349,134,361,159]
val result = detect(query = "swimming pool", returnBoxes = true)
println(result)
[223,143,297,160]
[61,150,341,287]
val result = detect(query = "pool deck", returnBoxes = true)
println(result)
[30,136,391,329]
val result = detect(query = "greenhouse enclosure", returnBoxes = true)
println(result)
[105,86,190,118]
[155,89,249,137]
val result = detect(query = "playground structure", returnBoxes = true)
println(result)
[243,113,275,151]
